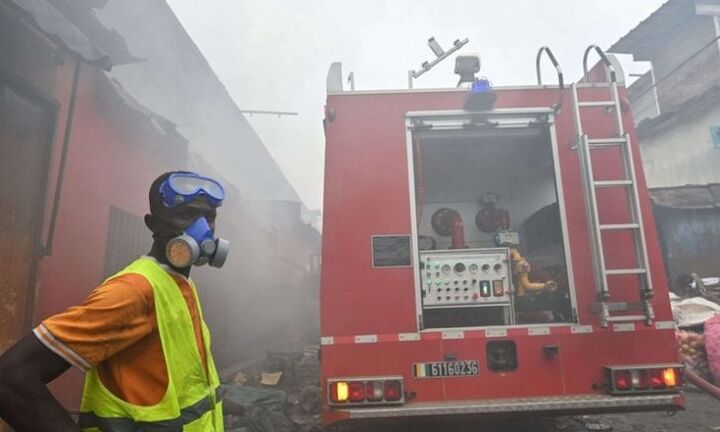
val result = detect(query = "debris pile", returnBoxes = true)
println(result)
[221,346,322,432]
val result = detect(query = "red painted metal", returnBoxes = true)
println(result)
[321,80,679,427]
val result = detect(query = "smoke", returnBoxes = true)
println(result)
[95,0,321,367]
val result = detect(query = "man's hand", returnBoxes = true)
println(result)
[0,334,79,431]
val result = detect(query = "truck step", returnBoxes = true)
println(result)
[599,223,640,230]
[605,268,647,275]
[578,100,616,108]
[587,137,627,147]
[605,315,648,322]
[593,179,632,188]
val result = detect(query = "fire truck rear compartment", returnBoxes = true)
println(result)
[412,121,573,329]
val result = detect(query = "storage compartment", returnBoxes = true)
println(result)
[411,114,573,328]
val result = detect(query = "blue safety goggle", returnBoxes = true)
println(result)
[159,173,225,208]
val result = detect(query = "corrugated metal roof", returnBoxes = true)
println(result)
[608,0,697,58]
[5,0,139,70]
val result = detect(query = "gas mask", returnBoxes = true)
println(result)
[165,216,230,268]
[157,172,230,268]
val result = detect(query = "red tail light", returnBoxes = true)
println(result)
[383,380,402,401]
[348,382,365,402]
[649,369,666,389]
[614,370,632,391]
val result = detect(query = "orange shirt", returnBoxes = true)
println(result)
[33,259,208,406]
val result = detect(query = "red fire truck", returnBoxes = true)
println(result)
[320,45,683,429]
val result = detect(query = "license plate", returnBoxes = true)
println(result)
[413,360,480,378]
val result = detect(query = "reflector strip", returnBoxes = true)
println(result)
[613,323,636,332]
[355,334,378,344]
[655,321,674,330]
[414,364,427,378]
[571,325,593,334]
[320,322,668,345]
[528,327,550,336]
[442,331,464,339]
[485,329,507,338]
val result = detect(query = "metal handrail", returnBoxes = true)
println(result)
[582,44,616,83]
[535,46,565,111]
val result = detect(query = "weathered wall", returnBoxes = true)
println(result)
[639,104,720,188]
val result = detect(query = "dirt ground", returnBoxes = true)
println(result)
[553,386,720,432]
[340,386,719,432]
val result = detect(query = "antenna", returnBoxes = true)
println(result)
[408,37,469,89]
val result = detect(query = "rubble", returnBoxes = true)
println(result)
[221,346,322,432]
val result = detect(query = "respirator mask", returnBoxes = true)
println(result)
[159,173,230,268]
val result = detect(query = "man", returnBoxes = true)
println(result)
[0,171,229,431]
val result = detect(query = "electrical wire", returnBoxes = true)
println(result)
[631,33,720,101]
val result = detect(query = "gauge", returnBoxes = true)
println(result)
[441,264,451,274]
[454,262,466,274]
[469,263,479,273]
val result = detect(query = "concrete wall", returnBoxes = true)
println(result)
[639,104,720,188]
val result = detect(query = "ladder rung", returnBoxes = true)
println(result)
[606,315,648,323]
[578,100,616,108]
[606,268,647,275]
[600,223,640,230]
[587,137,627,147]
[594,180,633,188]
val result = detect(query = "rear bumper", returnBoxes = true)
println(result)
[340,393,682,419]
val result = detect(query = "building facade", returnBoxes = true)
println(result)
[609,0,720,286]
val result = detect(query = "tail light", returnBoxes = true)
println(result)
[329,382,349,403]
[613,370,631,391]
[348,382,365,402]
[383,380,402,401]
[365,381,384,402]
[605,365,683,395]
[327,377,404,406]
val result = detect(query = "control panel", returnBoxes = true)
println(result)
[420,248,512,308]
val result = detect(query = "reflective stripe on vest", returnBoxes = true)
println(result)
[79,257,223,431]
[78,387,222,431]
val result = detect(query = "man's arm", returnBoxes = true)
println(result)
[0,334,80,432]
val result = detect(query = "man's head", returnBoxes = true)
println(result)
[145,171,228,269]
[146,171,219,238]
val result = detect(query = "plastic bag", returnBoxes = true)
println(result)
[704,315,720,384]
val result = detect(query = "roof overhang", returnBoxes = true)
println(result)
[608,0,713,60]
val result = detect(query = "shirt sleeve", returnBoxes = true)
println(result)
[33,273,155,372]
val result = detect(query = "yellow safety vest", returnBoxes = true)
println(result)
[78,257,223,431]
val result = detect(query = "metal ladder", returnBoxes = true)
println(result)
[571,45,654,328]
